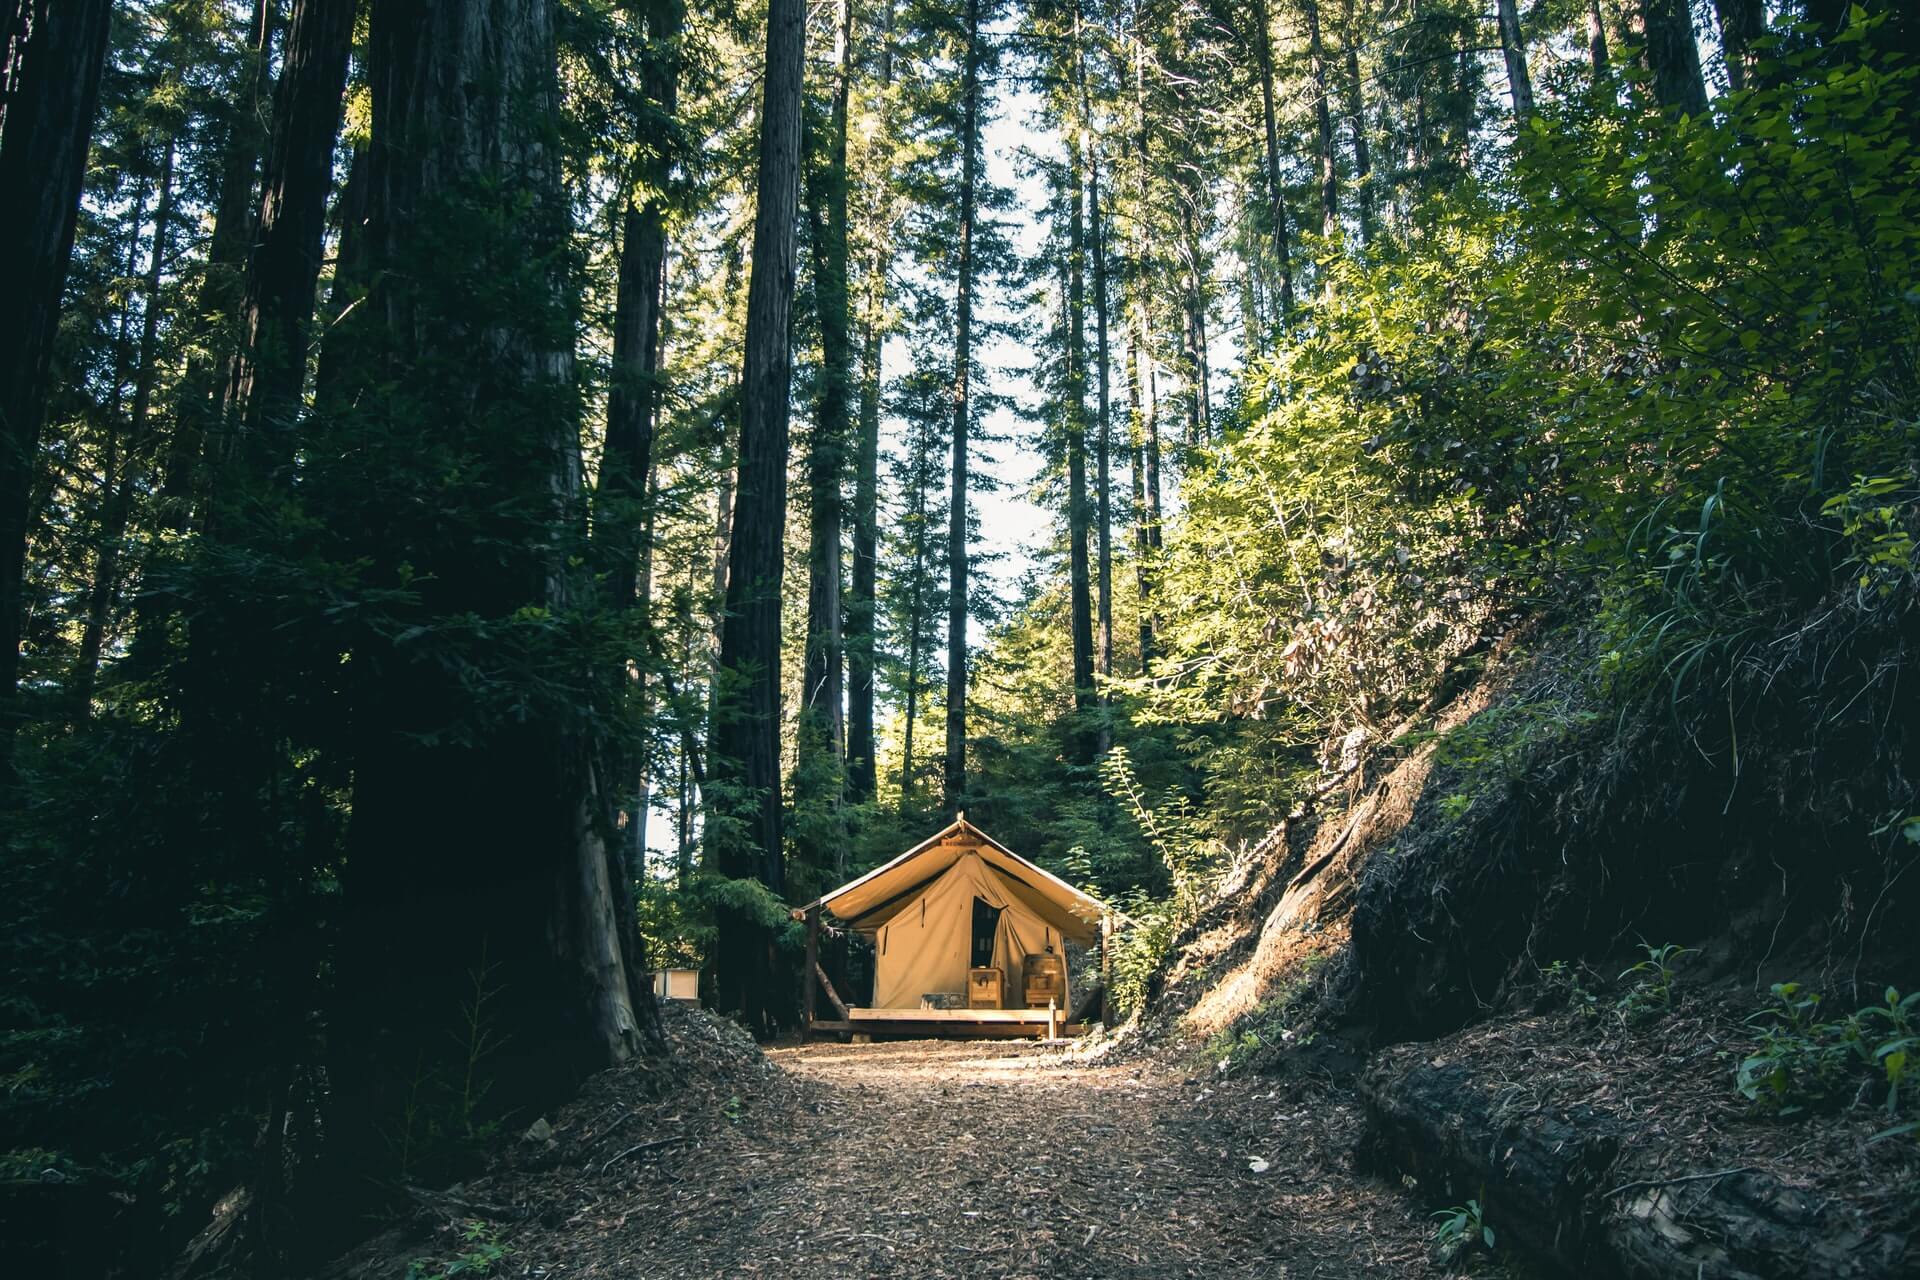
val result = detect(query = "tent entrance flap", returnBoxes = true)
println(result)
[970,897,1002,969]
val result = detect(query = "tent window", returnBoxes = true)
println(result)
[970,897,1002,969]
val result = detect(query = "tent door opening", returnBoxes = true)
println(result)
[970,897,1002,970]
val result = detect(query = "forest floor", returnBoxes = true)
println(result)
[325,1004,1472,1279]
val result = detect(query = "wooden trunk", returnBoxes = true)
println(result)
[967,966,1005,1009]
[1023,952,1065,1007]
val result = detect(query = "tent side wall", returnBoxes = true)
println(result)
[868,853,1071,1009]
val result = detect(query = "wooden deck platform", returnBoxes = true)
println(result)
[808,1007,1088,1041]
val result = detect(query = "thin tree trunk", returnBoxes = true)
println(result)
[1711,0,1761,92]
[1066,128,1096,747]
[944,0,982,810]
[600,0,685,877]
[1126,335,1151,671]
[1087,121,1113,750]
[1339,0,1374,246]
[311,143,369,417]
[847,0,894,807]
[0,0,113,770]
[1639,0,1708,117]
[901,417,930,811]
[848,294,882,804]
[711,0,805,1034]
[802,0,855,802]
[1144,340,1163,563]
[1303,0,1340,239]
[228,0,356,467]
[1587,0,1612,77]
[1244,0,1295,323]
[156,0,273,537]
[74,141,177,714]
[1495,0,1535,120]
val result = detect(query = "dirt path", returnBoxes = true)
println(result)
[471,1035,1439,1278]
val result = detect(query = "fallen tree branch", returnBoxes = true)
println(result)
[1602,1166,1759,1199]
[601,1135,685,1173]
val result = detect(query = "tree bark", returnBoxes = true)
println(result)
[1587,0,1611,78]
[1302,0,1340,239]
[801,0,855,815]
[1066,129,1096,751]
[902,415,931,810]
[1495,0,1534,120]
[1245,0,1295,324]
[944,0,983,810]
[228,0,356,467]
[1126,335,1152,672]
[155,0,273,538]
[1638,0,1707,118]
[1338,0,1374,246]
[599,0,685,876]
[73,140,177,715]
[321,0,644,1236]
[0,0,113,770]
[1711,0,1762,92]
[711,0,805,1033]
[1087,144,1113,746]
[845,0,894,808]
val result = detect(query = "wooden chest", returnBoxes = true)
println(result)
[967,967,1005,1009]
[1023,952,1065,1007]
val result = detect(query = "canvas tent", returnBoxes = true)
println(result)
[796,816,1116,1027]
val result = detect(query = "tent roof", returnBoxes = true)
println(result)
[796,815,1121,944]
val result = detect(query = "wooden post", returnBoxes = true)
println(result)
[803,904,820,1034]
[1099,911,1112,1026]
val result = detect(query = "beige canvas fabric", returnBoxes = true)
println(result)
[870,852,1072,1010]
[813,819,1105,946]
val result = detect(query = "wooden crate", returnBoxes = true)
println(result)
[967,967,1005,1009]
[1023,952,1065,1007]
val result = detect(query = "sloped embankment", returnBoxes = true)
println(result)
[1141,598,1920,1276]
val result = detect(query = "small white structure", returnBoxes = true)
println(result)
[651,968,700,1004]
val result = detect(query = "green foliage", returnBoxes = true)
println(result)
[1098,747,1228,1018]
[1736,983,1920,1127]
[1539,960,1602,1018]
[405,1220,510,1279]
[1615,944,1693,1025]
[1430,1197,1495,1260]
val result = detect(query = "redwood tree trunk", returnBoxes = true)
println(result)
[944,0,982,809]
[1639,0,1707,117]
[1089,153,1113,732]
[229,0,355,464]
[711,0,805,1033]
[599,0,685,875]
[1303,0,1340,238]
[1339,0,1374,245]
[1495,0,1535,120]
[74,141,175,716]
[0,0,113,769]
[846,0,895,807]
[322,0,643,1236]
[1066,130,1096,751]
[1245,0,1295,323]
[801,0,855,804]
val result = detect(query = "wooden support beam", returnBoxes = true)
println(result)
[1099,911,1113,1026]
[814,960,849,1018]
[803,904,820,1031]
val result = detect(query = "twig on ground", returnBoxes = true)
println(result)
[601,1135,685,1173]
